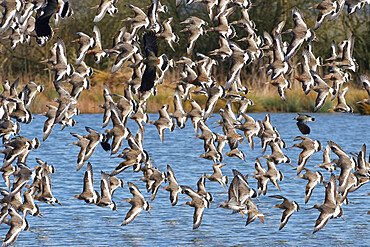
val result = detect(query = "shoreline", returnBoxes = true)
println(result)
[28,80,370,115]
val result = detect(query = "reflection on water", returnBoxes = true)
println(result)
[0,113,369,246]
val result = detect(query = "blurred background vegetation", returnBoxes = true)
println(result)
[0,0,369,113]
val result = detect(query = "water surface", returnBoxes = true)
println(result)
[1,113,369,246]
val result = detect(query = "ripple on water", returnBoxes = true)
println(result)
[0,113,369,246]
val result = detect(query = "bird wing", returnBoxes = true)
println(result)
[128,182,145,201]
[56,37,68,66]
[193,205,204,229]
[324,173,337,205]
[3,223,22,247]
[313,211,332,233]
[297,120,310,135]
[297,148,315,174]
[121,204,143,225]
[83,162,94,193]
[323,144,331,163]
[279,208,294,230]
[360,74,370,97]
[305,179,317,203]
[143,31,158,57]
[94,0,111,23]
[139,62,157,92]
[35,0,58,38]
[100,171,112,201]
[328,141,349,159]
[93,25,103,49]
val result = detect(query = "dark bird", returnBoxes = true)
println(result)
[139,31,168,93]
[294,113,315,135]
[35,0,68,46]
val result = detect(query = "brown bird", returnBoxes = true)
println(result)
[284,7,316,61]
[328,86,353,113]
[295,49,314,95]
[121,182,150,226]
[315,144,336,172]
[71,162,100,204]
[204,163,228,188]
[357,74,370,105]
[269,195,300,230]
[233,113,261,150]
[69,133,89,171]
[311,71,334,112]
[219,169,257,213]
[1,205,29,247]
[196,175,213,202]
[18,188,40,217]
[288,136,322,174]
[148,104,175,142]
[144,167,166,201]
[245,197,265,226]
[109,175,124,197]
[95,171,117,211]
[253,158,269,196]
[328,141,356,198]
[310,0,339,30]
[180,185,210,229]
[294,168,324,203]
[308,173,343,233]
[264,157,284,191]
[162,165,182,206]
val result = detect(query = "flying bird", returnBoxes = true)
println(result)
[121,182,150,225]
[139,31,168,93]
[269,195,300,230]
[294,113,315,135]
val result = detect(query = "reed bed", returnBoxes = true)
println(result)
[22,67,370,115]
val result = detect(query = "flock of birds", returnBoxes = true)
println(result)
[0,0,369,246]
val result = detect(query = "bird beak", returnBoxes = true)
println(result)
[259,217,264,223]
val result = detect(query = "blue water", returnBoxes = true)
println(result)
[1,113,369,246]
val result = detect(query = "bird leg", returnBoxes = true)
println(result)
[239,210,245,218]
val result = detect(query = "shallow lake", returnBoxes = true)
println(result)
[1,113,369,246]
